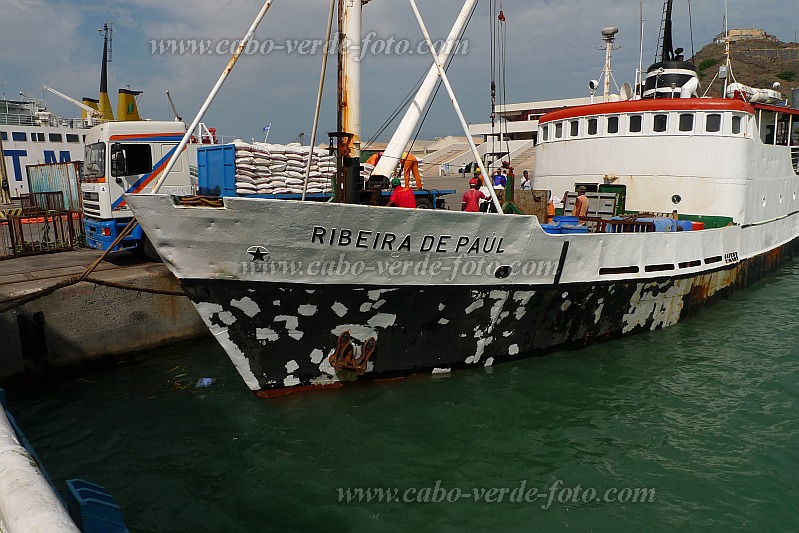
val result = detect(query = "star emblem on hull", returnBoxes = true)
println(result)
[247,246,269,262]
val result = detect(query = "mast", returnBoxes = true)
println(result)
[637,2,644,98]
[661,0,674,61]
[336,0,362,204]
[98,22,115,121]
[601,27,619,102]
[643,0,698,99]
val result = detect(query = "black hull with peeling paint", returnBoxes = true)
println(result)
[181,236,799,396]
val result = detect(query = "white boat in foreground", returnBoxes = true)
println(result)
[127,0,799,397]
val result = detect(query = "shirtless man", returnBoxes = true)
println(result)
[572,186,589,217]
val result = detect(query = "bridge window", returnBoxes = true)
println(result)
[629,115,642,133]
[49,133,63,142]
[0,131,6,141]
[732,115,742,135]
[679,113,694,132]
[540,125,549,141]
[11,132,27,142]
[570,120,579,137]
[587,118,598,135]
[66,134,80,143]
[653,114,667,132]
[607,116,619,134]
[555,122,563,139]
[706,113,722,133]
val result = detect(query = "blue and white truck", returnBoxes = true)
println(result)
[81,121,196,255]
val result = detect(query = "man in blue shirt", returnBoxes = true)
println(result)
[493,168,507,188]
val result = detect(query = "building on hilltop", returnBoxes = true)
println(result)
[714,28,779,44]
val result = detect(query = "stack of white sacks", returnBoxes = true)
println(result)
[361,163,375,184]
[233,141,335,196]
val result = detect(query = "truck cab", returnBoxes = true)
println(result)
[81,121,196,252]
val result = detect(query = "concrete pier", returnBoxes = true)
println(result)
[0,249,208,381]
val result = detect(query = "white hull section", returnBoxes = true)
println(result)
[128,195,796,287]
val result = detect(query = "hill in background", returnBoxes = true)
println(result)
[688,29,798,103]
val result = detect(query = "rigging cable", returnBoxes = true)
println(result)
[407,3,478,159]
[487,1,510,168]
[499,6,510,168]
[489,0,497,165]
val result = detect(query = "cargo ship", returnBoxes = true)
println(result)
[127,0,799,397]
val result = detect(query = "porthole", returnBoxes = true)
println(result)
[762,196,767,207]
[780,195,783,204]
[671,194,682,205]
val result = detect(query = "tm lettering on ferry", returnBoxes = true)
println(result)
[311,226,505,254]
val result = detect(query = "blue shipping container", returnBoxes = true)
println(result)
[197,144,236,197]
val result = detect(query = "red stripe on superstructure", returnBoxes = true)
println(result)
[109,132,183,140]
[540,98,755,124]
[753,103,799,116]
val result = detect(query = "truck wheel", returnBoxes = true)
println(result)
[140,235,162,263]
[416,197,433,209]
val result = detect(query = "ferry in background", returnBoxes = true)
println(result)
[0,22,141,199]
[0,97,90,198]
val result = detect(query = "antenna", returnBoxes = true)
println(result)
[723,0,730,98]
[637,2,645,98]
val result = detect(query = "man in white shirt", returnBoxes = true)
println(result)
[520,170,532,190]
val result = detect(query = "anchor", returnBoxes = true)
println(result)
[328,330,377,375]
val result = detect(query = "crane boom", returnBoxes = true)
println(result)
[166,90,182,122]
[42,85,102,117]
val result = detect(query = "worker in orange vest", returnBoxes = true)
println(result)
[400,152,423,189]
[365,152,383,167]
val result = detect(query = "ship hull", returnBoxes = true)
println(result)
[181,235,798,396]
[125,194,799,396]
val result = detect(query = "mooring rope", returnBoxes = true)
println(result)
[0,274,187,314]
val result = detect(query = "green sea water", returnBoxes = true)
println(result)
[6,261,799,532]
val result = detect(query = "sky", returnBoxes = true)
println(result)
[1,0,796,144]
